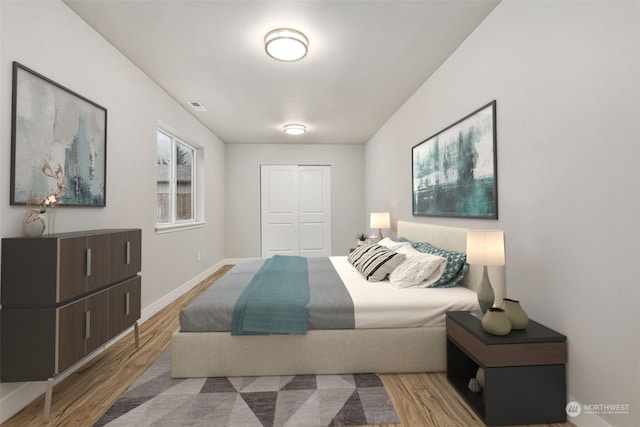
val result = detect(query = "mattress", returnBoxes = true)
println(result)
[179,256,478,332]
[330,256,478,328]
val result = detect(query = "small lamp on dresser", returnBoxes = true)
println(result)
[370,212,390,242]
[466,229,505,313]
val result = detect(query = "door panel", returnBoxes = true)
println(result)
[85,290,109,354]
[59,237,88,301]
[126,230,142,277]
[299,166,331,257]
[108,276,141,341]
[58,299,86,373]
[268,169,297,213]
[261,165,331,258]
[109,230,142,282]
[261,165,299,257]
[86,235,110,291]
[299,169,325,213]
[299,222,325,251]
[108,281,128,340]
[127,276,142,325]
[267,223,297,254]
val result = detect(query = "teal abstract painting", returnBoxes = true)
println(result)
[412,101,497,219]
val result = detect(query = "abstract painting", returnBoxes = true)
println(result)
[10,62,107,206]
[412,100,497,218]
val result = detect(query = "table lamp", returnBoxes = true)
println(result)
[370,212,390,241]
[466,230,505,314]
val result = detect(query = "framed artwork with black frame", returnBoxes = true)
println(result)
[412,100,497,219]
[10,61,107,207]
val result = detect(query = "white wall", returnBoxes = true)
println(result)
[366,1,640,426]
[0,0,226,421]
[225,143,365,258]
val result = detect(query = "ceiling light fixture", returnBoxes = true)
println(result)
[283,124,306,135]
[264,28,308,62]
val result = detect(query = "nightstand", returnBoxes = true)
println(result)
[446,311,567,426]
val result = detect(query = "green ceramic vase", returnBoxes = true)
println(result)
[481,307,511,336]
[502,298,529,330]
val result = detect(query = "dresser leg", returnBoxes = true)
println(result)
[134,322,140,348]
[43,377,54,423]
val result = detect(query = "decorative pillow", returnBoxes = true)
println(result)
[411,241,469,288]
[377,237,411,251]
[389,245,447,288]
[348,243,406,282]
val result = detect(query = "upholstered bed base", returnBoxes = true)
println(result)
[171,221,506,378]
[171,326,445,378]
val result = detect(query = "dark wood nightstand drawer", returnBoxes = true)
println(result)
[446,317,567,367]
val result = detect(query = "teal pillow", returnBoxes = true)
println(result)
[411,242,468,288]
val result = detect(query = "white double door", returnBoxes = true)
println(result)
[261,165,331,258]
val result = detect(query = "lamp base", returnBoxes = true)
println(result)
[477,265,495,314]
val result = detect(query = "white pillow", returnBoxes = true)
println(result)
[389,245,447,289]
[377,237,411,251]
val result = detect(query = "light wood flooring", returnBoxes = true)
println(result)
[2,265,575,427]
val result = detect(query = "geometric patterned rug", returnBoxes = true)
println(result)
[94,349,400,427]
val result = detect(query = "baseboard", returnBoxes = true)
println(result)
[140,260,227,322]
[0,260,229,424]
[0,381,48,424]
[224,257,261,264]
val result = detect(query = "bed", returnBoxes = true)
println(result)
[171,221,505,377]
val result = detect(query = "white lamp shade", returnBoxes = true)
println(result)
[370,212,390,229]
[466,230,505,266]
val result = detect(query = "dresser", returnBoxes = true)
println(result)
[0,229,141,420]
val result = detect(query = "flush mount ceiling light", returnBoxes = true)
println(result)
[264,28,308,62]
[283,124,306,135]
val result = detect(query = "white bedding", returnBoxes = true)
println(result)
[330,256,479,329]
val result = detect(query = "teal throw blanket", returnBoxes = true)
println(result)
[231,255,309,335]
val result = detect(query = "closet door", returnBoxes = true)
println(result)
[261,165,299,257]
[260,165,331,258]
[298,166,331,257]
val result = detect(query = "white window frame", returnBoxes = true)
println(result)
[156,124,206,233]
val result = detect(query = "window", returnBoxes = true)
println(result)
[156,128,198,228]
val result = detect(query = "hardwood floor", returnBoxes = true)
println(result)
[2,265,575,427]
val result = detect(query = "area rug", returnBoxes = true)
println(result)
[94,349,400,426]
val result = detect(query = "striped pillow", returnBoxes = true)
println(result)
[348,243,406,282]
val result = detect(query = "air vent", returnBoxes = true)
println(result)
[187,101,207,112]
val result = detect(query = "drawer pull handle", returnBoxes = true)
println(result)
[126,241,131,265]
[85,311,91,340]
[86,248,92,277]
[126,292,130,316]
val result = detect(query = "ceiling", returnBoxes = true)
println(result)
[63,0,500,145]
